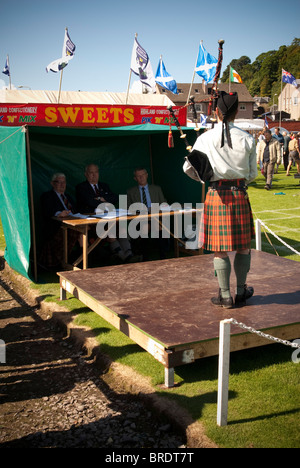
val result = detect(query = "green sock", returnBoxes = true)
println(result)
[214,256,231,298]
[234,252,251,295]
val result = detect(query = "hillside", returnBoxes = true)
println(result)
[221,38,300,103]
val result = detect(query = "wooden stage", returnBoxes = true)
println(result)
[58,250,300,387]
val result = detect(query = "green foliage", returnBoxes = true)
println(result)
[221,38,300,100]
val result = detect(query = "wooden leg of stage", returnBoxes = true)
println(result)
[164,367,174,388]
[60,286,67,301]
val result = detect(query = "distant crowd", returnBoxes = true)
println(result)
[255,127,300,190]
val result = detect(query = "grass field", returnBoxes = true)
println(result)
[1,165,299,448]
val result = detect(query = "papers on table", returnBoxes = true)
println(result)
[92,208,133,219]
[68,213,95,219]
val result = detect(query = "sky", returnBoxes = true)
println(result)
[0,0,299,93]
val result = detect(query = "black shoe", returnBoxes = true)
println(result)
[264,184,270,190]
[235,285,254,307]
[124,254,143,264]
[211,289,233,309]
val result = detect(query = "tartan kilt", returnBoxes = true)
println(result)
[203,188,255,252]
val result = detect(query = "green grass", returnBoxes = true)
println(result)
[1,165,300,448]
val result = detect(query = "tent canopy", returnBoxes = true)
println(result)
[0,123,201,279]
[0,89,174,106]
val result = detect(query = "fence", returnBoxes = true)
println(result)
[217,319,300,426]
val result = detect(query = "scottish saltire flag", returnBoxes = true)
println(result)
[195,42,217,83]
[200,114,207,126]
[2,56,10,76]
[230,67,243,83]
[46,28,76,73]
[264,115,269,128]
[155,57,178,94]
[130,37,156,92]
[282,69,298,88]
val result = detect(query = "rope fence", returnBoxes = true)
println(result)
[255,218,300,256]
[217,318,300,427]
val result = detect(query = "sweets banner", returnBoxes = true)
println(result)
[0,104,186,128]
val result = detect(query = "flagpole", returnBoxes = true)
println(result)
[58,28,68,104]
[187,42,201,104]
[7,55,11,90]
[279,69,283,129]
[58,68,63,104]
[126,33,138,104]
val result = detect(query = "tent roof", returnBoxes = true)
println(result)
[0,89,174,106]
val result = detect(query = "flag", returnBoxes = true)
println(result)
[264,115,269,128]
[2,56,10,76]
[230,67,243,83]
[155,57,178,94]
[195,42,217,83]
[282,69,298,88]
[130,37,156,92]
[46,28,76,73]
[200,114,207,127]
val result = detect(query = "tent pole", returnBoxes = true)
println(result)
[148,135,154,184]
[25,126,37,282]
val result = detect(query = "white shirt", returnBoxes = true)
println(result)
[193,122,258,183]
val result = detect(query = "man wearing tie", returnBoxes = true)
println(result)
[76,164,137,263]
[39,173,79,269]
[127,167,169,260]
[76,164,118,214]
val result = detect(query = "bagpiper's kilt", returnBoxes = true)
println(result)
[203,179,255,252]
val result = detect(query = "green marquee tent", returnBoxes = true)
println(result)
[0,123,203,280]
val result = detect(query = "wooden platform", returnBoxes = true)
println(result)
[58,250,300,387]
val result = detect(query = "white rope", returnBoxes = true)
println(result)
[257,218,300,256]
[0,126,25,146]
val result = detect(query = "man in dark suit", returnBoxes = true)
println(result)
[127,167,169,260]
[39,173,79,269]
[76,164,138,263]
[76,164,118,214]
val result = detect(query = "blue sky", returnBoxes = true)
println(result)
[1,0,299,92]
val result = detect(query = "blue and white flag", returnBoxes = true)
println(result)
[130,37,156,92]
[200,114,207,127]
[282,69,298,88]
[155,57,178,94]
[195,42,217,83]
[264,115,269,128]
[46,28,76,73]
[2,56,10,76]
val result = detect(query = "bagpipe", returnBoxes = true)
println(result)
[167,40,224,183]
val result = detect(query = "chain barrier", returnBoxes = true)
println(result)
[228,318,300,349]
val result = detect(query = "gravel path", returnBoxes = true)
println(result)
[0,274,187,449]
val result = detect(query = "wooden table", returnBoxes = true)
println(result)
[58,207,203,270]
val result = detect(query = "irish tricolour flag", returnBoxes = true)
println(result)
[230,67,243,83]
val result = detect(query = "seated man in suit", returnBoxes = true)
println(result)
[76,163,138,263]
[127,167,170,260]
[39,173,80,269]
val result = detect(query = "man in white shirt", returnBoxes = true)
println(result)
[191,91,257,308]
